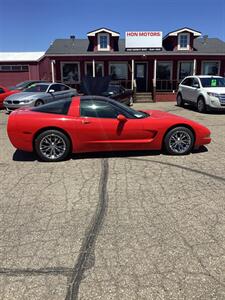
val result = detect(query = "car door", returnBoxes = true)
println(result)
[74,98,151,153]
[181,77,193,101]
[47,84,64,102]
[58,84,75,100]
[188,77,200,104]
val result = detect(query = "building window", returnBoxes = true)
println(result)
[157,62,172,80]
[178,61,193,80]
[61,62,80,84]
[178,33,190,50]
[98,33,110,51]
[202,61,220,75]
[109,62,128,80]
[0,65,28,72]
[156,61,173,91]
[85,62,104,77]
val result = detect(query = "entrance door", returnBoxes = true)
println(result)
[135,63,147,92]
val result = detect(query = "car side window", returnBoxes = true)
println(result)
[182,78,193,86]
[80,99,122,119]
[60,84,70,91]
[0,87,5,94]
[192,78,200,88]
[50,84,61,92]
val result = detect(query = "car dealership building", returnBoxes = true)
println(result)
[1,27,225,102]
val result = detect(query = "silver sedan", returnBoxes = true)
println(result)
[3,82,77,112]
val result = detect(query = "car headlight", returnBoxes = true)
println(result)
[207,92,220,98]
[21,100,32,103]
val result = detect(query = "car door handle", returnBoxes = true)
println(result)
[82,119,91,124]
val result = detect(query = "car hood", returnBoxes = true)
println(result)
[142,110,183,119]
[5,92,46,101]
[204,87,225,94]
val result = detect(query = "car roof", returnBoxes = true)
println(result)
[79,95,112,101]
[184,75,223,79]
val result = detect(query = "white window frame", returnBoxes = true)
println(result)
[60,62,80,84]
[178,33,190,50]
[0,65,29,72]
[109,62,128,80]
[177,61,194,81]
[98,33,110,51]
[201,61,220,75]
[84,61,104,77]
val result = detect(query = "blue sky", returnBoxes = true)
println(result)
[0,0,225,52]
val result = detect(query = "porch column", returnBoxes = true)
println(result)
[193,59,197,75]
[153,59,157,102]
[51,60,55,82]
[92,59,95,77]
[131,59,134,90]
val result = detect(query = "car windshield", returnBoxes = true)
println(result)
[200,77,225,88]
[9,81,31,90]
[107,85,121,93]
[23,84,48,93]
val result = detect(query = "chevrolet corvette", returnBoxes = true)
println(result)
[7,96,211,162]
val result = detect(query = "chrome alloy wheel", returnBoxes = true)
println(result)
[39,134,66,160]
[168,130,192,154]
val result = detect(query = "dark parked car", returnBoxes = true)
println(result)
[102,84,133,106]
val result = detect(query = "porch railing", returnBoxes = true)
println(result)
[156,80,180,92]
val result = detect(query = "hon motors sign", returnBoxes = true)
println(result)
[125,31,162,51]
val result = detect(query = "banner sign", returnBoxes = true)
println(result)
[125,31,163,51]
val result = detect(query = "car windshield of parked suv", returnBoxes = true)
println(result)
[200,77,225,88]
[23,84,49,93]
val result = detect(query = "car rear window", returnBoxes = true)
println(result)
[31,100,71,115]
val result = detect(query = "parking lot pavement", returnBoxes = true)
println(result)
[1,103,225,299]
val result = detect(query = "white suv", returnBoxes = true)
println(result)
[177,75,225,113]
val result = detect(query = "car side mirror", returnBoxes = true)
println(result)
[117,114,127,122]
[193,84,199,89]
[49,89,55,93]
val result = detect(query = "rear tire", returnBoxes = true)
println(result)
[197,97,206,113]
[164,126,194,155]
[34,130,71,162]
[176,93,184,107]
[35,99,44,106]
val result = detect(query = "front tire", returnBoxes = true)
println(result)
[35,99,44,107]
[34,130,71,162]
[197,97,206,113]
[164,126,194,155]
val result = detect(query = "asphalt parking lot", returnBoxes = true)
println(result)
[1,102,225,300]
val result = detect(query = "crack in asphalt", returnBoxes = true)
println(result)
[127,157,225,182]
[0,267,73,277]
[65,158,109,300]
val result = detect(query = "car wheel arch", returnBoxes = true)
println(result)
[33,126,74,152]
[197,94,206,103]
[35,99,45,106]
[161,124,196,150]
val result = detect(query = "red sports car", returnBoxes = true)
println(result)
[0,85,19,109]
[7,96,211,162]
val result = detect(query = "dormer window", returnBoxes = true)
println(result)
[98,33,110,51]
[178,33,190,50]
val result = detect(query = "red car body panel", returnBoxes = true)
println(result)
[7,97,211,154]
[0,85,20,108]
